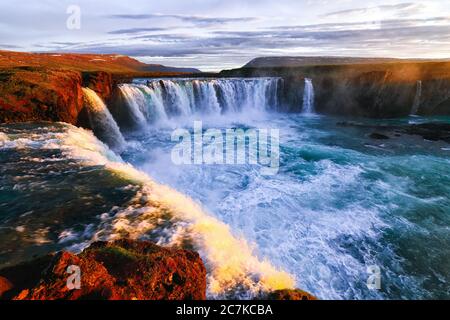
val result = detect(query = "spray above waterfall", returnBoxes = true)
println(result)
[302,78,315,114]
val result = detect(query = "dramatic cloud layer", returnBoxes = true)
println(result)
[1,0,449,71]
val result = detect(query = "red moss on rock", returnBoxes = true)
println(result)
[0,68,84,124]
[0,240,206,300]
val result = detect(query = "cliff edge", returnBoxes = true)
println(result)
[221,58,450,117]
[0,50,198,124]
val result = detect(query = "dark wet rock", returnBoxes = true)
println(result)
[404,123,450,143]
[0,276,13,297]
[338,121,450,144]
[267,289,317,300]
[0,239,206,300]
[369,132,390,140]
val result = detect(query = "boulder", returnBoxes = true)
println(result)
[0,239,206,300]
[369,132,390,140]
[267,289,317,300]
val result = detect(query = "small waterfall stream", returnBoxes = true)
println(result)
[302,78,315,114]
[82,87,126,151]
[410,80,422,116]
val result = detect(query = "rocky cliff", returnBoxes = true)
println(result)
[221,61,450,117]
[0,50,198,125]
[0,68,84,124]
[2,52,450,123]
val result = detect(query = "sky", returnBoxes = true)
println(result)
[0,0,450,71]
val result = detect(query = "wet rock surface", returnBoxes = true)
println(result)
[369,132,390,140]
[266,289,317,300]
[338,121,450,144]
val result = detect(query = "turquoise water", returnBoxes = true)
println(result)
[0,114,449,299]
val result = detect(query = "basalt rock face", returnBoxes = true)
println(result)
[82,71,113,102]
[0,68,84,124]
[0,50,197,125]
[0,239,207,300]
[0,67,115,125]
[313,70,417,118]
[221,61,450,117]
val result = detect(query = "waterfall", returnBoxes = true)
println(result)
[302,78,315,114]
[82,88,126,151]
[410,80,422,116]
[119,84,169,126]
[118,78,281,128]
[117,85,149,128]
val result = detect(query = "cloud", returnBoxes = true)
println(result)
[0,43,21,49]
[322,3,425,19]
[4,0,447,70]
[56,22,450,60]
[107,13,257,26]
[268,17,450,32]
[108,27,169,35]
[50,41,83,46]
[32,41,83,49]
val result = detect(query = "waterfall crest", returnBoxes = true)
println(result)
[410,80,422,116]
[302,78,315,114]
[82,88,126,151]
[118,78,281,128]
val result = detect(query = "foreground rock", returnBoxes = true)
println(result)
[267,289,317,300]
[0,239,316,301]
[0,239,206,300]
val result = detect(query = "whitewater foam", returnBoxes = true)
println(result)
[24,123,295,298]
[0,132,9,144]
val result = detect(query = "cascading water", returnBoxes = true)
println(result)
[82,87,126,151]
[1,76,450,300]
[118,78,281,128]
[302,78,315,114]
[410,80,422,115]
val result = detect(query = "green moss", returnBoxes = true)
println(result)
[94,246,140,262]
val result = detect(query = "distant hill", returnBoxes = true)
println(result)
[0,50,201,74]
[244,56,407,68]
[141,64,201,74]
